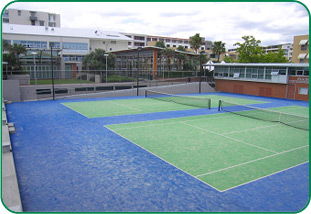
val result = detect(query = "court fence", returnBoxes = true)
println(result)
[3,69,215,101]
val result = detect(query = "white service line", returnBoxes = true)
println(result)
[180,121,278,154]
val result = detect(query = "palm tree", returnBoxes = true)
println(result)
[212,41,226,62]
[2,40,11,52]
[189,33,202,54]
[161,48,175,71]
[9,43,27,70]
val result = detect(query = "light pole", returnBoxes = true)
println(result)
[104,53,109,83]
[31,52,37,85]
[50,42,55,100]
[199,51,205,93]
[137,47,142,96]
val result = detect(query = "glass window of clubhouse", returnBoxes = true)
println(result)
[213,63,309,84]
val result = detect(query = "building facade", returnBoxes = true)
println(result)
[213,63,309,101]
[292,35,309,63]
[3,8,61,27]
[122,32,210,52]
[3,24,132,79]
[262,43,293,61]
[112,47,198,79]
[228,43,293,62]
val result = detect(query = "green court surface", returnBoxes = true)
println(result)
[106,106,309,191]
[198,94,268,108]
[62,95,267,118]
[269,105,309,117]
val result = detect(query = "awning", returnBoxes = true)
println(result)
[297,53,307,59]
[299,40,308,45]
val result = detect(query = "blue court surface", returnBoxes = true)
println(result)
[5,92,309,212]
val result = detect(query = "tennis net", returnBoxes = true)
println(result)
[218,100,309,131]
[145,90,211,109]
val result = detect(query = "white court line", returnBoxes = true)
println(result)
[60,103,91,119]
[108,100,143,112]
[223,123,281,135]
[105,124,309,193]
[221,161,309,192]
[180,121,278,154]
[195,145,309,178]
[105,125,223,192]
[107,113,240,130]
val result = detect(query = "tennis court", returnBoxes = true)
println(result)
[5,92,309,212]
[62,92,268,118]
[106,105,309,191]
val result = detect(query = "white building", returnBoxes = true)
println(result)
[3,8,61,27]
[3,24,132,75]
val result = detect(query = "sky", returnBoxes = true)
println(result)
[2,1,310,49]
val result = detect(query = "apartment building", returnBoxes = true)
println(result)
[262,43,293,61]
[292,35,309,63]
[3,8,60,27]
[3,24,132,78]
[228,43,293,61]
[122,32,210,52]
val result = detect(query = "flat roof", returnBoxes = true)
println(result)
[111,46,197,56]
[3,24,132,41]
[212,63,309,67]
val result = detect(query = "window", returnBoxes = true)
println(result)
[258,68,264,79]
[301,45,307,51]
[300,59,306,63]
[166,44,170,47]
[31,20,35,25]
[3,18,9,23]
[49,14,55,22]
[3,10,8,18]
[39,21,44,26]
[111,41,116,44]
[18,10,21,16]
[298,88,309,95]
[246,67,253,78]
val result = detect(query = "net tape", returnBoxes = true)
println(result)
[145,90,211,109]
[219,100,309,131]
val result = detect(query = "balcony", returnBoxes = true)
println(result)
[29,16,38,21]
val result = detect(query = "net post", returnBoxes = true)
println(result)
[218,100,222,111]
[144,90,147,98]
[208,99,211,109]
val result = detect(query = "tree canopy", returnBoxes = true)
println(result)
[234,35,289,63]
[155,41,166,48]
[82,49,115,70]
[189,33,202,54]
[2,41,27,70]
[212,41,226,62]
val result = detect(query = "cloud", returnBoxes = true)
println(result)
[6,2,309,49]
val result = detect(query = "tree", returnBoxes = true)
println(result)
[189,33,202,54]
[176,45,186,52]
[3,43,27,70]
[161,48,175,71]
[212,41,226,62]
[261,48,289,63]
[234,35,264,63]
[82,49,115,70]
[2,40,11,52]
[155,41,166,48]
[176,46,187,71]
